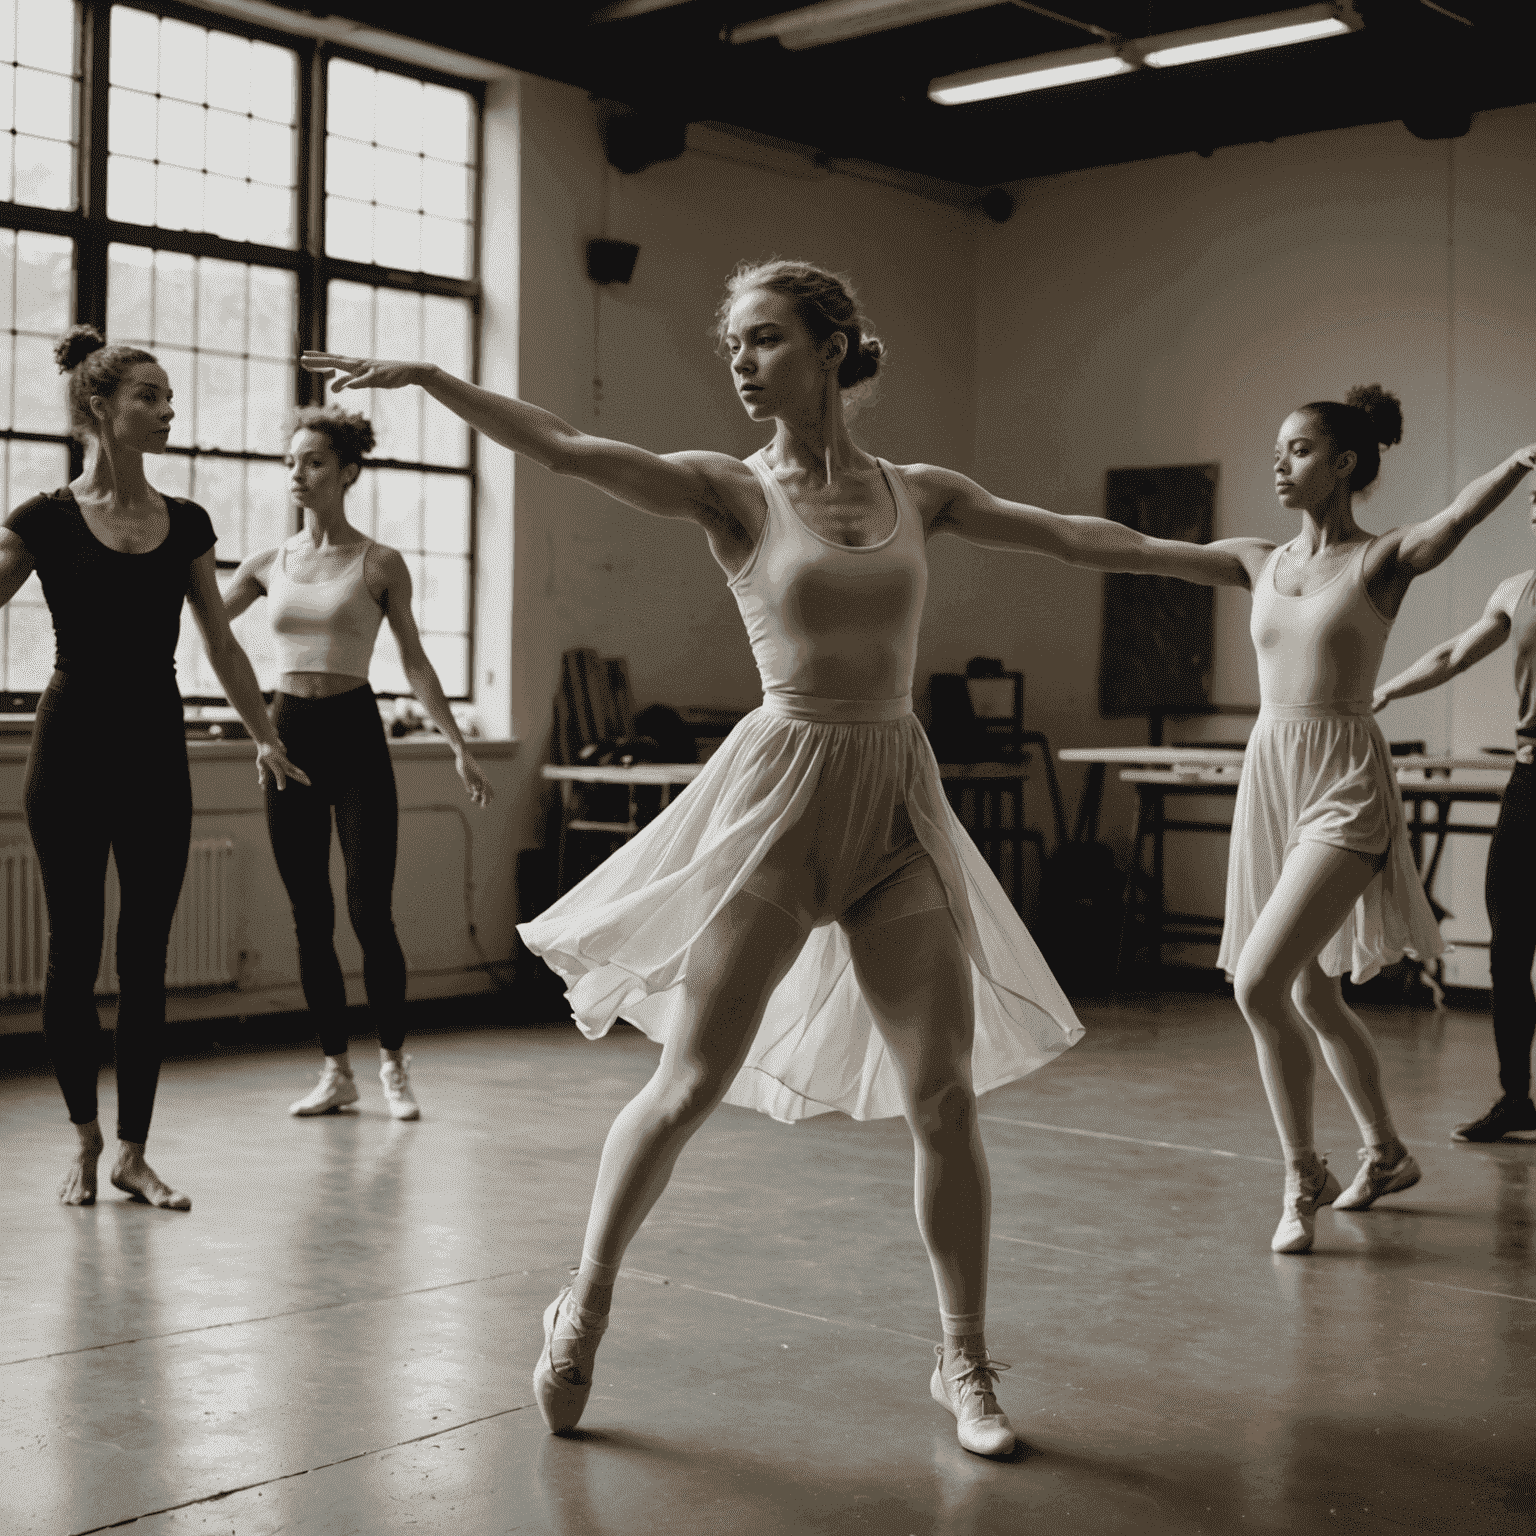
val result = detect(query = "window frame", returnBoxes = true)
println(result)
[0,0,484,704]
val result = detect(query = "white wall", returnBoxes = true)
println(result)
[971,105,1536,978]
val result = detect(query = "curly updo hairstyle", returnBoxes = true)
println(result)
[291,405,376,470]
[1299,384,1404,493]
[715,259,885,392]
[54,324,158,443]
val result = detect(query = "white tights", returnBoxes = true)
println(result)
[570,887,989,1343]
[1232,840,1404,1162]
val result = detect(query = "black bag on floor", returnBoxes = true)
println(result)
[1036,765,1126,995]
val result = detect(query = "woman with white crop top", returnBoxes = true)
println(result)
[225,408,491,1122]
[1375,478,1536,1145]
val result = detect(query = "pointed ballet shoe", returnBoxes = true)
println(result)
[1271,1159,1343,1254]
[533,1286,609,1434]
[930,1345,1016,1458]
[1333,1149,1421,1212]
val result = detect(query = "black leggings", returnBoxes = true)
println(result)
[1486,759,1536,1101]
[266,687,406,1056]
[25,671,192,1144]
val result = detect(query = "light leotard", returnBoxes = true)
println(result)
[1218,539,1443,983]
[519,450,1084,1122]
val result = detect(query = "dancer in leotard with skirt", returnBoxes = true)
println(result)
[1050,387,1532,1252]
[301,274,1517,1445]
[2,325,308,1209]
[224,407,491,1122]
[1374,475,1536,1144]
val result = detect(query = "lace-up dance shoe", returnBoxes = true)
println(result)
[1333,1148,1421,1211]
[1453,1096,1536,1143]
[1271,1159,1343,1253]
[288,1061,359,1117]
[380,1056,420,1120]
[534,1287,609,1433]
[930,1346,1016,1457]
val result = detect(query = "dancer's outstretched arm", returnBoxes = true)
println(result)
[1363,445,1536,613]
[300,354,744,529]
[1373,572,1529,711]
[908,464,1270,589]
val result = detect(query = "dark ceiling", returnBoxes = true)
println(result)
[274,1,1532,188]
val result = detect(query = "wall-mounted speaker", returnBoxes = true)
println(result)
[979,189,1015,224]
[598,100,686,174]
[587,239,640,285]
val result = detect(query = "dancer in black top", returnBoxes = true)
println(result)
[0,326,306,1209]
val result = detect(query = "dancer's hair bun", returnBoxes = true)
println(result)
[54,324,107,374]
[293,404,376,467]
[841,335,883,390]
[1344,384,1404,449]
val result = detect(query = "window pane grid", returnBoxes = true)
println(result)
[325,58,474,280]
[107,6,297,247]
[1,4,479,701]
[0,0,79,211]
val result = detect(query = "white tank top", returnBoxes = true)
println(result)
[266,539,384,679]
[1250,538,1392,713]
[732,452,927,723]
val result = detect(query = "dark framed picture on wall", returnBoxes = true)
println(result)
[1099,464,1219,720]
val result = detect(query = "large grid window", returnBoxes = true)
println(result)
[0,0,480,701]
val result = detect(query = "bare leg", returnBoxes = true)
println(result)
[573,889,809,1312]
[1232,841,1382,1161]
[59,1118,104,1206]
[110,1142,191,1210]
[845,902,983,1366]
[1291,963,1406,1161]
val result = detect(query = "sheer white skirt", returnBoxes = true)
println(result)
[1217,704,1444,985]
[519,702,1084,1123]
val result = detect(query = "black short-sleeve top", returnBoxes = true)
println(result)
[4,488,217,680]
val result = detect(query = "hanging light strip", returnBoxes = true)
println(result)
[1140,3,1360,67]
[929,3,1360,105]
[929,43,1134,105]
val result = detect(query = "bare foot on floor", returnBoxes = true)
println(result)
[59,1121,104,1206]
[110,1143,191,1211]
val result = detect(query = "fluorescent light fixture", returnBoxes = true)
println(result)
[1140,4,1360,68]
[929,43,1134,106]
[727,0,997,50]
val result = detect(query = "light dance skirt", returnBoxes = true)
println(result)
[519,697,1084,1123]
[1217,702,1444,985]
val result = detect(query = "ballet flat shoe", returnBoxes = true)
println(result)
[1271,1160,1343,1255]
[1333,1149,1421,1212]
[930,1345,1016,1458]
[533,1286,608,1434]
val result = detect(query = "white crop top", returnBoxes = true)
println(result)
[266,539,384,679]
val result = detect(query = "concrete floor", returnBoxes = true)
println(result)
[1,995,1532,1535]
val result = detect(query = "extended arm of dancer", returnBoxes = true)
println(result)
[1374,447,1536,589]
[0,530,36,607]
[375,548,492,806]
[299,354,739,527]
[913,465,1267,587]
[1372,576,1525,710]
[185,552,310,790]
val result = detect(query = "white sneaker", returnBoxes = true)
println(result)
[380,1055,420,1121]
[289,1061,360,1117]
[930,1346,1016,1458]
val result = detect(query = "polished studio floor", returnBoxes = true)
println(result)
[2,994,1533,1535]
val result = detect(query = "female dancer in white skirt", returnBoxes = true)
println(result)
[301,273,1518,1443]
[1374,476,1536,1144]
[1084,388,1532,1253]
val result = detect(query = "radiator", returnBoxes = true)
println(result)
[0,839,236,999]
